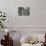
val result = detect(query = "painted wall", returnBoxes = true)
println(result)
[0,0,46,27]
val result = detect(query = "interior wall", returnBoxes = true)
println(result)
[0,0,46,27]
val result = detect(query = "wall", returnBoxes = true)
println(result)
[0,0,46,27]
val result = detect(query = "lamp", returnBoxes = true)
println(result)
[5,29,9,33]
[5,29,10,37]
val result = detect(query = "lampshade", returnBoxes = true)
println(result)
[5,29,10,33]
